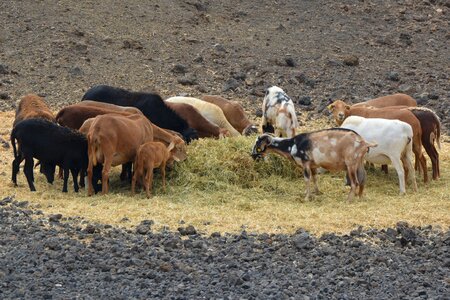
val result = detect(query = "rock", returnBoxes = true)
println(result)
[178,75,197,85]
[285,57,296,67]
[193,56,204,63]
[0,92,11,100]
[399,33,412,46]
[49,214,63,222]
[343,55,359,66]
[0,137,10,149]
[0,196,13,206]
[292,230,315,250]
[298,96,312,106]
[0,64,9,74]
[136,224,150,235]
[122,40,144,50]
[428,92,439,100]
[68,67,83,76]
[178,225,197,236]
[327,59,344,67]
[213,43,226,52]
[171,64,187,74]
[222,78,240,92]
[387,71,400,81]
[83,224,96,234]
[416,93,429,105]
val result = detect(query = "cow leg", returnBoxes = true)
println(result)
[62,167,70,193]
[101,156,113,195]
[310,168,321,195]
[402,148,418,192]
[131,168,140,196]
[346,165,357,202]
[161,162,167,193]
[71,168,79,192]
[390,156,406,195]
[303,165,312,201]
[12,156,24,187]
[145,164,154,199]
[423,141,439,180]
[87,159,94,196]
[23,157,36,192]
[412,142,428,183]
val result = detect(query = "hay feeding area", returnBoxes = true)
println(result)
[1,111,449,235]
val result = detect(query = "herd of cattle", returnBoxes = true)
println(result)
[9,84,441,200]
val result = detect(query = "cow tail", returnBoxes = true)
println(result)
[88,134,98,166]
[10,127,18,160]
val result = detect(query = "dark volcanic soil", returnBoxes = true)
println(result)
[1,199,449,299]
[0,0,449,131]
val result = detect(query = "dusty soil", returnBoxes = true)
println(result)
[0,0,449,131]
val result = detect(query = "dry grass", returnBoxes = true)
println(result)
[1,111,448,235]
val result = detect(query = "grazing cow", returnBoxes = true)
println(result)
[151,122,188,164]
[11,119,90,192]
[165,101,230,138]
[82,113,154,196]
[13,94,55,127]
[261,86,299,138]
[341,116,417,194]
[251,130,376,201]
[75,100,144,115]
[56,104,142,130]
[351,93,417,108]
[200,95,258,135]
[165,96,241,137]
[374,106,442,180]
[327,100,428,183]
[82,85,198,143]
[132,141,180,198]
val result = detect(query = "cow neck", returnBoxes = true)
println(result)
[267,137,295,160]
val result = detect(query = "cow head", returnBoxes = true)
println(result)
[168,137,188,163]
[251,134,273,160]
[327,100,351,125]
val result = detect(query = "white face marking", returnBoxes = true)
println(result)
[330,138,337,146]
[290,144,297,156]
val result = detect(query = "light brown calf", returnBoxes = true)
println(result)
[200,95,258,135]
[328,100,428,182]
[165,101,229,138]
[56,104,140,130]
[132,141,179,198]
[13,94,55,127]
[351,93,417,108]
[81,113,154,196]
[151,123,188,163]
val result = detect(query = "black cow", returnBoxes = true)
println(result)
[11,118,101,193]
[82,85,198,143]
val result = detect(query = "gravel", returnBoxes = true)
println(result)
[1,199,448,299]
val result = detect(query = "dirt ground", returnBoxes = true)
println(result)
[0,0,449,132]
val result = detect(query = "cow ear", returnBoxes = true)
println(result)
[167,141,175,152]
[327,103,335,111]
[345,105,351,110]
[172,155,181,162]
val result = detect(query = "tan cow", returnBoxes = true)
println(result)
[200,95,258,136]
[13,94,55,127]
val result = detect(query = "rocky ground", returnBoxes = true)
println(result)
[1,198,449,299]
[0,0,449,132]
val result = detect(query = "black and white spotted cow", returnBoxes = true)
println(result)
[261,86,299,138]
[251,129,376,201]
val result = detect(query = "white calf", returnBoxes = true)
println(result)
[341,116,417,194]
[165,96,241,137]
[261,86,299,138]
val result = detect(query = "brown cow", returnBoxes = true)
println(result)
[200,95,258,135]
[14,94,55,127]
[165,101,230,138]
[351,93,417,108]
[56,104,141,130]
[328,100,428,183]
[81,113,154,196]
[131,141,180,198]
[74,100,143,115]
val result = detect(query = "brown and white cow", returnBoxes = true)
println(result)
[252,129,376,201]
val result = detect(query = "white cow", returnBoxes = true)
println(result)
[261,86,299,138]
[341,116,417,194]
[165,96,241,137]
